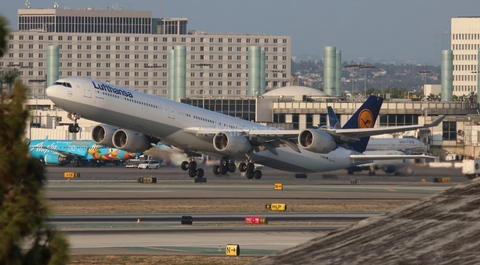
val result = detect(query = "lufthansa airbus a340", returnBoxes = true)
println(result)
[46,78,443,179]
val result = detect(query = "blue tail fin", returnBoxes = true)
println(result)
[343,96,383,152]
[327,106,341,129]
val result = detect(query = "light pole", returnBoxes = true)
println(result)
[419,70,431,95]
[408,89,416,99]
[359,64,375,97]
[419,70,430,86]
[344,64,360,95]
[199,89,205,109]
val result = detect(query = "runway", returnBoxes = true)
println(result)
[43,164,465,256]
[56,213,371,255]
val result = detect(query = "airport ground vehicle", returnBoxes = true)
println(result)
[137,160,160,169]
[125,159,145,168]
[462,159,480,179]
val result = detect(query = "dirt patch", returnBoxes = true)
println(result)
[69,255,259,265]
[48,199,412,214]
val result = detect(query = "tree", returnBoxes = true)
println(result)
[1,68,19,94]
[0,16,69,265]
[0,16,8,58]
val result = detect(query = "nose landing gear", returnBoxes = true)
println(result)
[68,113,81,133]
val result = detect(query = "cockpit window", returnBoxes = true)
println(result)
[54,82,72,88]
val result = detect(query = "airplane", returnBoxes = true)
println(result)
[347,150,416,176]
[327,106,427,176]
[46,77,444,179]
[28,137,139,166]
[366,138,426,153]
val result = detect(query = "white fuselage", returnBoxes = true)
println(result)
[366,138,426,152]
[47,78,360,173]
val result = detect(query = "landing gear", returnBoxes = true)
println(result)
[68,113,81,133]
[181,160,204,178]
[368,166,376,176]
[212,158,236,176]
[243,160,262,180]
[68,124,80,133]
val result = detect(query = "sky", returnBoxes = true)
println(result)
[1,0,480,65]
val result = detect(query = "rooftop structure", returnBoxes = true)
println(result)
[2,5,291,99]
[18,6,152,34]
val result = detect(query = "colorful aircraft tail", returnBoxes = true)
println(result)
[342,95,383,153]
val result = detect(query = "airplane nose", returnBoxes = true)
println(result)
[46,84,60,98]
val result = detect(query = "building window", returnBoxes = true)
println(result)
[442,121,457,141]
[292,114,299,129]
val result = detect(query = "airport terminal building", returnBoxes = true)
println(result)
[2,6,480,160]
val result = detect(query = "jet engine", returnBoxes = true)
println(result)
[91,124,117,148]
[213,132,251,156]
[112,129,152,153]
[44,154,68,166]
[383,165,397,174]
[298,129,336,154]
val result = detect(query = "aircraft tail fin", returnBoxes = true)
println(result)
[343,96,383,153]
[327,106,341,129]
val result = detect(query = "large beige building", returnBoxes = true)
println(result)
[0,7,291,99]
[451,16,480,97]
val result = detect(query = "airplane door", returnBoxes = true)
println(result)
[166,103,175,119]
[83,81,92,98]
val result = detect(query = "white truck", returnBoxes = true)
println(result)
[462,160,480,179]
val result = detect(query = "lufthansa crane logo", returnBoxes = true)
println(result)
[358,109,374,128]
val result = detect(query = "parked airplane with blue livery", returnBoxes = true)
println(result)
[327,106,428,176]
[46,78,444,179]
[28,137,139,166]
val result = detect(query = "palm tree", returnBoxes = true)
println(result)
[1,68,19,93]
[0,16,9,58]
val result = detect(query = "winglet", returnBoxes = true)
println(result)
[426,115,446,127]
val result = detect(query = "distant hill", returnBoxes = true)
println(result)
[292,60,440,94]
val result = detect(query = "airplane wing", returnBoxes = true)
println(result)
[184,115,445,145]
[350,154,437,164]
[330,115,446,141]
[184,128,299,138]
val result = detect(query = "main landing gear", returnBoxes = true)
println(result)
[68,113,81,133]
[238,161,262,180]
[181,160,204,178]
[213,159,236,176]
[181,157,262,180]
